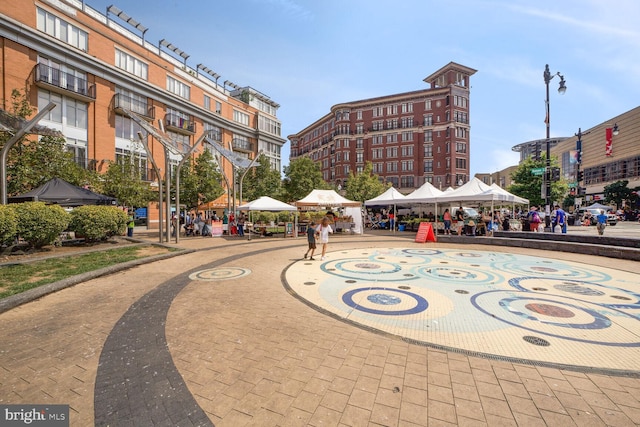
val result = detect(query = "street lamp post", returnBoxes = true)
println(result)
[543,64,566,230]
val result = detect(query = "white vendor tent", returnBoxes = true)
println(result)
[365,187,407,233]
[436,177,494,204]
[295,189,361,208]
[238,196,297,239]
[403,181,444,204]
[489,183,529,204]
[295,189,362,234]
[238,196,297,211]
[364,187,407,206]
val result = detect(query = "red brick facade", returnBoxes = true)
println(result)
[288,62,476,192]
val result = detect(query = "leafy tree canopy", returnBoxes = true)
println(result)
[177,149,224,209]
[243,155,283,202]
[344,161,388,203]
[507,156,566,207]
[282,157,329,202]
[603,180,633,210]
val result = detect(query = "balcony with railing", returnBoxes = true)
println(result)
[231,138,254,153]
[164,113,195,134]
[113,93,155,120]
[34,63,96,101]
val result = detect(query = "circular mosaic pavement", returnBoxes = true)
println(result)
[189,267,251,281]
[285,248,640,372]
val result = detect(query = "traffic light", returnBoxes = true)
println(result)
[551,167,560,181]
[577,187,586,196]
[534,143,541,160]
[577,170,584,182]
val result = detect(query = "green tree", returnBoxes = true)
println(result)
[282,157,329,202]
[177,150,224,209]
[102,154,154,208]
[507,156,566,206]
[604,180,632,210]
[2,89,94,196]
[344,161,388,203]
[243,155,283,201]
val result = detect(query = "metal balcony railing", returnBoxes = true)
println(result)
[34,63,96,99]
[164,113,195,133]
[114,93,155,119]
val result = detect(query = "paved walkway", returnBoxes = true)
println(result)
[1,230,639,426]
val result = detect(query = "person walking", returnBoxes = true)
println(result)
[303,221,317,260]
[596,209,607,235]
[554,205,567,233]
[455,206,464,236]
[127,212,135,237]
[237,213,245,237]
[316,217,333,260]
[443,208,452,235]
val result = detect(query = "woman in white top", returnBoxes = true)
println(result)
[316,217,333,260]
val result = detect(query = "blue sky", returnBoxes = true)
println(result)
[87,0,640,177]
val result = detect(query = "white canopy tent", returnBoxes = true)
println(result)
[295,189,361,208]
[402,182,445,231]
[238,196,297,211]
[364,187,407,233]
[295,189,363,234]
[238,196,298,239]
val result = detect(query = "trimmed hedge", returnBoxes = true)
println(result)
[13,202,69,249]
[69,205,128,242]
[0,205,18,245]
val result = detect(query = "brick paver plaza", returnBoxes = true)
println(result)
[1,231,639,426]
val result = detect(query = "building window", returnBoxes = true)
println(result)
[424,160,433,173]
[425,99,432,110]
[204,95,211,110]
[233,110,250,126]
[424,115,433,126]
[424,144,433,157]
[455,127,468,139]
[387,161,398,172]
[357,110,362,120]
[372,135,383,145]
[386,147,398,158]
[454,95,468,108]
[356,152,363,163]
[401,161,413,172]
[387,177,399,187]
[373,162,383,173]
[372,106,383,117]
[166,75,190,99]
[65,98,88,129]
[401,145,414,157]
[66,139,87,169]
[356,138,364,149]
[386,133,397,144]
[401,131,413,142]
[456,142,467,153]
[387,104,397,115]
[115,115,143,140]
[37,8,88,51]
[372,148,383,159]
[356,123,364,134]
[115,49,148,80]
[343,165,350,175]
[259,115,281,136]
[400,176,414,188]
[215,101,222,114]
[38,90,63,123]
[456,158,467,169]
[401,102,413,113]
[424,130,433,142]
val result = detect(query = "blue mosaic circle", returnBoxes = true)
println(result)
[471,290,640,346]
[497,261,611,281]
[414,265,501,285]
[509,277,640,309]
[342,287,428,315]
[401,249,441,256]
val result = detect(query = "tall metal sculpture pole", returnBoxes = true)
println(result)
[1,103,56,204]
[174,131,210,244]
[137,131,163,243]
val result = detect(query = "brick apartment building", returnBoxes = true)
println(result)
[0,0,285,227]
[288,62,476,193]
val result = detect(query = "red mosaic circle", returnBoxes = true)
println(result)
[525,303,575,318]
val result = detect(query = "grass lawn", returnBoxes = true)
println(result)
[0,245,175,299]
